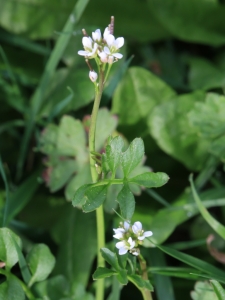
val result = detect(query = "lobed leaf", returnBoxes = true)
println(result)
[128,274,154,291]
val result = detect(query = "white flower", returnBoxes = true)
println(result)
[113,221,130,240]
[104,34,124,60]
[116,237,135,255]
[89,70,98,82]
[92,29,101,42]
[132,221,153,241]
[78,37,98,58]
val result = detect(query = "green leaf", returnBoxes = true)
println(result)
[82,185,108,213]
[191,281,216,300]
[117,184,135,220]
[105,136,124,174]
[190,175,225,240]
[128,172,169,188]
[148,0,225,46]
[95,109,118,151]
[57,116,86,157]
[0,228,22,270]
[128,274,154,291]
[122,138,144,177]
[188,57,225,91]
[72,184,92,207]
[148,248,175,300]
[100,248,122,272]
[148,91,210,171]
[188,93,225,139]
[27,244,55,287]
[93,267,118,279]
[42,68,94,115]
[52,206,96,286]
[116,270,128,285]
[210,280,225,300]
[112,67,175,127]
[0,276,25,300]
[156,244,225,284]
[48,159,77,193]
[4,169,40,226]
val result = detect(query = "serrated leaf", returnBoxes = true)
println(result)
[82,185,108,212]
[93,267,118,279]
[105,136,124,174]
[0,228,22,271]
[128,274,154,291]
[27,244,55,287]
[0,276,25,300]
[128,172,169,188]
[72,184,92,207]
[117,184,135,220]
[210,280,225,300]
[122,138,144,177]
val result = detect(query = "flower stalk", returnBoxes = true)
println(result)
[78,16,124,300]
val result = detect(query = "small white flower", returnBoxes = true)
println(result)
[89,70,98,82]
[116,237,135,255]
[132,221,153,241]
[78,37,98,58]
[113,221,130,240]
[92,29,101,42]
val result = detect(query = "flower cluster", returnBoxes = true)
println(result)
[78,17,124,83]
[113,221,153,256]
[78,27,124,65]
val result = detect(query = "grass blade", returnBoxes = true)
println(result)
[16,0,89,180]
[156,244,225,284]
[210,280,225,300]
[190,174,225,240]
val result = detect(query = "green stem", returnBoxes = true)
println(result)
[89,68,105,300]
[139,255,153,300]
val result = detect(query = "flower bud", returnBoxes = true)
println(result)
[89,70,98,82]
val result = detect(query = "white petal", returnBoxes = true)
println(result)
[82,36,92,48]
[113,53,123,59]
[106,34,115,47]
[113,232,124,239]
[144,231,153,237]
[138,236,145,241]
[103,27,110,39]
[78,50,88,56]
[119,247,128,255]
[113,228,125,233]
[115,37,124,49]
[128,237,135,249]
[104,46,111,55]
[116,241,126,249]
[132,251,139,256]
[134,221,142,231]
[124,221,130,231]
